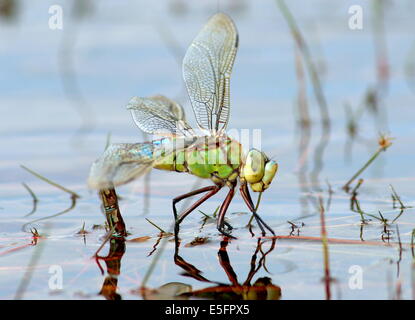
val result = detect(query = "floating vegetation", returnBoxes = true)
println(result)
[185,237,210,248]
[76,222,89,235]
[287,221,305,236]
[128,236,152,243]
[198,207,232,233]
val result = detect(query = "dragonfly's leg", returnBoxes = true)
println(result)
[173,185,221,223]
[240,184,275,236]
[239,184,266,235]
[216,186,236,238]
[172,185,221,238]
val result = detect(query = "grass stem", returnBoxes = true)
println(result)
[22,182,38,217]
[20,165,80,199]
[319,197,331,300]
[343,135,392,192]
[145,218,167,234]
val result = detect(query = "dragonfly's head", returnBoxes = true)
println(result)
[241,149,278,192]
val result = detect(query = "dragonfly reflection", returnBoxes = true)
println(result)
[96,237,126,300]
[166,237,281,300]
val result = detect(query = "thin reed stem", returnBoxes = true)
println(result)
[20,165,80,198]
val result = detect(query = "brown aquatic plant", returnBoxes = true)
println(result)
[318,197,331,300]
[76,222,89,235]
[287,221,304,236]
[185,237,210,248]
[128,236,152,243]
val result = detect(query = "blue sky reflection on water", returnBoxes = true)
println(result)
[0,0,415,299]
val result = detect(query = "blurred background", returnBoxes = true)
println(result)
[1,0,415,299]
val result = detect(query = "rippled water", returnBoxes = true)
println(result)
[1,0,415,299]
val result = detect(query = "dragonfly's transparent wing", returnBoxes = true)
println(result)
[88,137,199,190]
[127,95,194,137]
[183,13,238,133]
[88,143,155,190]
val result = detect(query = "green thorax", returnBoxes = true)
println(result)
[153,135,243,183]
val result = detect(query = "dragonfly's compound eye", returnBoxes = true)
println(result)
[243,149,265,184]
[262,160,278,188]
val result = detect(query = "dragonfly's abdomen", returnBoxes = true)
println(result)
[153,137,243,185]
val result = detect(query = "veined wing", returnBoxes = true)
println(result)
[88,137,198,190]
[127,95,194,137]
[88,142,155,190]
[183,13,238,133]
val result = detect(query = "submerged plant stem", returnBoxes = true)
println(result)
[22,183,38,217]
[21,195,77,232]
[319,198,331,300]
[20,165,80,199]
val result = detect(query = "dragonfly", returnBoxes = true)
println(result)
[88,13,278,238]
